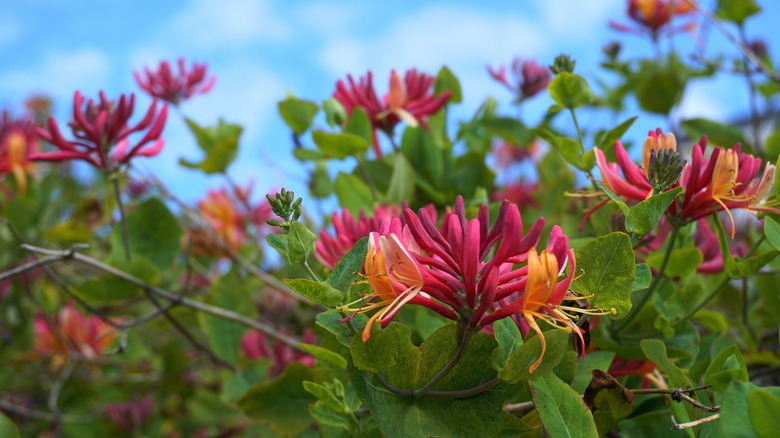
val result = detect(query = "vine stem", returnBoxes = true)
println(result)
[413,329,473,398]
[616,224,681,331]
[569,108,585,152]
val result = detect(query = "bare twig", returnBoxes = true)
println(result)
[48,360,77,438]
[0,255,61,281]
[20,244,304,352]
[685,0,780,82]
[0,397,99,423]
[672,413,721,430]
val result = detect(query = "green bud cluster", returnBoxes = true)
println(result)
[647,149,686,193]
[550,54,576,74]
[266,188,303,228]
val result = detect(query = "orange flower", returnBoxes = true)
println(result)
[34,302,118,359]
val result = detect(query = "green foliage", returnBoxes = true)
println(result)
[0,412,20,438]
[76,257,160,302]
[534,128,594,171]
[198,273,254,363]
[238,362,317,436]
[312,131,371,159]
[548,72,594,109]
[712,215,778,279]
[110,197,183,269]
[385,153,415,203]
[681,118,751,151]
[572,232,636,318]
[180,117,242,173]
[497,330,569,383]
[285,279,343,307]
[529,372,599,438]
[278,96,320,135]
[334,172,375,216]
[716,0,761,25]
[434,65,462,103]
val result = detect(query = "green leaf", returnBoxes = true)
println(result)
[350,323,408,373]
[529,372,599,438]
[765,130,780,162]
[385,153,415,203]
[572,233,635,318]
[110,197,183,269]
[303,380,347,413]
[180,118,242,174]
[491,317,523,371]
[198,273,254,364]
[631,263,652,291]
[349,324,504,438]
[325,237,368,292]
[652,282,704,337]
[625,187,682,236]
[716,0,761,26]
[312,131,370,159]
[287,221,316,264]
[238,362,316,436]
[77,258,160,302]
[681,118,751,151]
[309,402,354,432]
[712,215,778,279]
[765,217,780,251]
[634,63,686,115]
[640,340,704,426]
[334,172,374,217]
[452,152,496,198]
[315,309,368,348]
[749,388,780,438]
[646,247,703,278]
[434,65,462,103]
[534,128,593,171]
[583,370,635,436]
[322,97,346,128]
[718,380,754,436]
[479,117,533,146]
[703,344,748,392]
[299,343,347,370]
[599,184,629,216]
[266,234,289,262]
[0,412,20,438]
[401,126,443,186]
[278,97,319,135]
[596,116,638,150]
[548,72,594,109]
[284,279,343,308]
[308,161,333,199]
[344,107,373,145]
[498,329,569,383]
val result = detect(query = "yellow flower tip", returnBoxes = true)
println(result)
[610,307,618,315]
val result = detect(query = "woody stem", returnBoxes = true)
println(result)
[616,224,681,331]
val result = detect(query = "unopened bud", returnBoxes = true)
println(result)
[550,54,576,75]
[647,149,686,193]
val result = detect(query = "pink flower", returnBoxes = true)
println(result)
[315,205,402,269]
[33,91,168,170]
[241,329,315,376]
[609,0,695,37]
[488,58,551,102]
[135,58,216,105]
[593,129,778,238]
[333,69,451,158]
[107,395,154,431]
[340,197,607,371]
[492,181,539,209]
[0,113,39,192]
[198,188,246,252]
[34,302,118,359]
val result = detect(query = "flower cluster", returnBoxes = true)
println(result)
[135,58,216,105]
[595,128,777,238]
[341,197,609,372]
[487,58,551,102]
[333,69,451,157]
[609,0,695,36]
[107,395,154,431]
[0,112,40,192]
[34,302,118,359]
[33,91,168,171]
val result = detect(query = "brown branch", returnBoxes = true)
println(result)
[672,413,721,430]
[685,0,780,82]
[20,244,304,352]
[0,397,99,423]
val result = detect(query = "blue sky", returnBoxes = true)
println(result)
[2,0,779,204]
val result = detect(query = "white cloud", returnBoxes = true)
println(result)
[0,48,110,102]
[167,0,289,49]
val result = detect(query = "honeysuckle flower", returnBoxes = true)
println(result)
[609,0,695,37]
[135,58,216,105]
[241,329,315,376]
[0,113,39,192]
[494,140,539,168]
[107,395,154,431]
[34,302,118,359]
[315,205,402,269]
[492,181,539,209]
[333,69,451,157]
[340,197,608,371]
[33,91,168,170]
[593,129,777,238]
[198,188,245,251]
[487,58,551,102]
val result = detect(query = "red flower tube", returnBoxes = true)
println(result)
[135,58,216,105]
